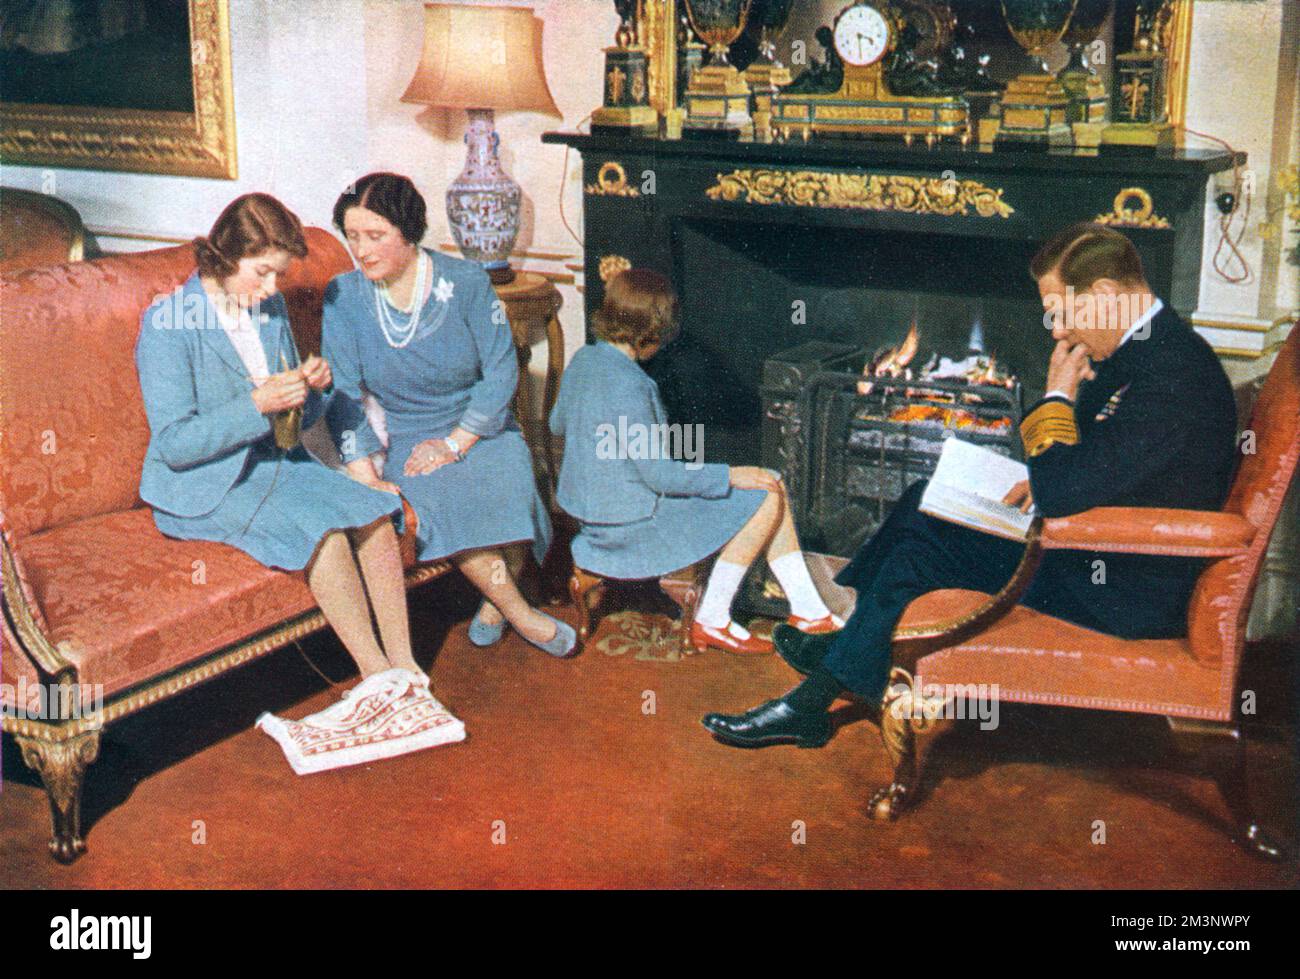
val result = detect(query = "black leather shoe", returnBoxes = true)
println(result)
[772,624,835,676]
[701,698,832,748]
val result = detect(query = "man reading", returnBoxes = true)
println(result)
[702,222,1239,748]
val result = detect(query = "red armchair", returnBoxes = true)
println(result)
[872,323,1299,861]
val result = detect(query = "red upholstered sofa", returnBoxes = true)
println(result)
[0,229,455,862]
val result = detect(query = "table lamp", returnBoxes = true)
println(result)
[401,3,561,284]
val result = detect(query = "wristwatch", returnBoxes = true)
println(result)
[443,436,464,461]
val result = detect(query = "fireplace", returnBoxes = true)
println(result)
[543,129,1239,613]
[643,216,1046,468]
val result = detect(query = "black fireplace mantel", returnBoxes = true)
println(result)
[543,130,1242,319]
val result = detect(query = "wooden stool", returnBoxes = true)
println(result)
[569,562,711,654]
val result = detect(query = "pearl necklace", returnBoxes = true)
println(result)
[373,251,430,349]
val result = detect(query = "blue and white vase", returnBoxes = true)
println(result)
[446,108,521,284]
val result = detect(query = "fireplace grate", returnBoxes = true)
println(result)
[804,371,1023,558]
[749,342,1022,618]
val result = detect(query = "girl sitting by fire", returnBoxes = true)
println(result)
[549,268,841,654]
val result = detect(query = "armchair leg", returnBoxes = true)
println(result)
[15,729,102,864]
[1166,717,1286,862]
[569,567,607,649]
[868,668,956,821]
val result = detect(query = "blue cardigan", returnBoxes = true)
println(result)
[548,341,730,524]
[135,273,324,518]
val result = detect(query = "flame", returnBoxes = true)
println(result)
[872,319,920,378]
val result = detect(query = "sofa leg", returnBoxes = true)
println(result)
[868,668,955,821]
[15,729,102,864]
[569,568,607,649]
[1166,717,1286,862]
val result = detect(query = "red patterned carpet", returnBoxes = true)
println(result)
[2,574,1295,889]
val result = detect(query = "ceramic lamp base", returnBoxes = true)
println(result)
[446,108,520,280]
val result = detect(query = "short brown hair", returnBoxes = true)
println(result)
[1030,222,1147,290]
[194,193,307,279]
[592,268,680,353]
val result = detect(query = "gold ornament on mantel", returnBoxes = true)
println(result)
[681,0,756,133]
[586,161,642,197]
[593,0,659,133]
[1094,187,1171,228]
[706,168,1015,219]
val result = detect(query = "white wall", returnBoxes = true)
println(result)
[1187,0,1299,328]
[0,0,614,380]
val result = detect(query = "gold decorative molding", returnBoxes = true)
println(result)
[599,254,632,283]
[0,0,237,178]
[705,169,1015,218]
[1165,0,1194,135]
[1095,187,1171,228]
[643,0,678,118]
[585,161,641,197]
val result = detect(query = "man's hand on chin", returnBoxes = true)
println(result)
[1045,339,1097,402]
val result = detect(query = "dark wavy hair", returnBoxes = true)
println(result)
[193,193,307,279]
[332,172,427,245]
[592,268,680,354]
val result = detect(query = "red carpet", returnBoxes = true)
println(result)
[2,575,1295,888]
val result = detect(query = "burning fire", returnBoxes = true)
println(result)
[871,318,920,378]
[858,320,1016,395]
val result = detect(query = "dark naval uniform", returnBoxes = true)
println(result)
[821,301,1239,701]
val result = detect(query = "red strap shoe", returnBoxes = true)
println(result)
[690,621,774,656]
[787,613,845,635]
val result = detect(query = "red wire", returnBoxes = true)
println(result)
[1180,126,1253,284]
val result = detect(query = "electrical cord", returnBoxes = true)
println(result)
[1180,125,1254,284]
[558,112,594,249]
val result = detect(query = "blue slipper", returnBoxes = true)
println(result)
[468,603,507,647]
[524,611,577,658]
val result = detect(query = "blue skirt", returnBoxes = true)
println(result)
[572,488,767,580]
[384,428,552,565]
[153,441,402,572]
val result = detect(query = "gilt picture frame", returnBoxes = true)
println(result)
[0,0,237,179]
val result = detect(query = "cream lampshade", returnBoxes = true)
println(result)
[401,3,560,284]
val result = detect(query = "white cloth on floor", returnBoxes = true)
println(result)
[256,668,465,775]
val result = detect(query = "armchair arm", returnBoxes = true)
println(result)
[891,518,1045,673]
[1041,508,1256,557]
[1,524,76,681]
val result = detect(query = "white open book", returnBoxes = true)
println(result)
[919,436,1035,542]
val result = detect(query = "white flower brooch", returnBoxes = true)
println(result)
[434,277,455,304]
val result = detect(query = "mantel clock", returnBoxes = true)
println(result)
[771,1,969,144]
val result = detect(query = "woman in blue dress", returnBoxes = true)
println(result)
[136,193,424,685]
[322,173,572,657]
[550,268,841,655]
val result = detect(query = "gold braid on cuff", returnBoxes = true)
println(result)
[1020,400,1079,458]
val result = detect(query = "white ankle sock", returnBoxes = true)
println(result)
[696,560,747,629]
[769,551,832,621]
